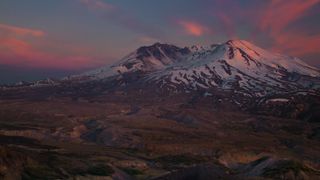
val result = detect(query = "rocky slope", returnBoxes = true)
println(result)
[76,40,320,97]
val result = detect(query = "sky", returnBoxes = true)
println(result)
[0,0,320,84]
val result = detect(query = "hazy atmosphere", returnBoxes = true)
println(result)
[1,0,319,83]
[1,1,320,179]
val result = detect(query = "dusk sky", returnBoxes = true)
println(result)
[0,0,320,83]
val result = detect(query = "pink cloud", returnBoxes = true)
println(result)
[212,0,320,57]
[260,0,319,35]
[178,20,210,37]
[0,37,102,69]
[0,23,106,70]
[271,32,320,56]
[256,0,320,56]
[0,23,45,37]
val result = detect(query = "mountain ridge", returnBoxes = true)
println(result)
[74,39,319,96]
[1,40,320,122]
[85,39,320,77]
[2,40,320,98]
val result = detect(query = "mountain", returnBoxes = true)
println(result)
[3,39,320,99]
[76,43,191,79]
[113,42,191,73]
[76,40,320,97]
[1,40,320,180]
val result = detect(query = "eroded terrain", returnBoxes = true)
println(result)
[0,89,319,179]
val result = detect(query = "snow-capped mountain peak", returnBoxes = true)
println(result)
[144,40,319,94]
[112,42,191,74]
[76,40,319,96]
[222,39,319,77]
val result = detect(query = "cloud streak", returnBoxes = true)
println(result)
[258,0,320,56]
[0,23,106,70]
[271,32,320,56]
[260,0,319,35]
[178,20,211,37]
[210,0,320,58]
[1,0,319,71]
[0,23,45,37]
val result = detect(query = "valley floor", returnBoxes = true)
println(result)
[0,92,319,179]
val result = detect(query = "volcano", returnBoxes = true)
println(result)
[71,40,320,97]
[1,40,320,179]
